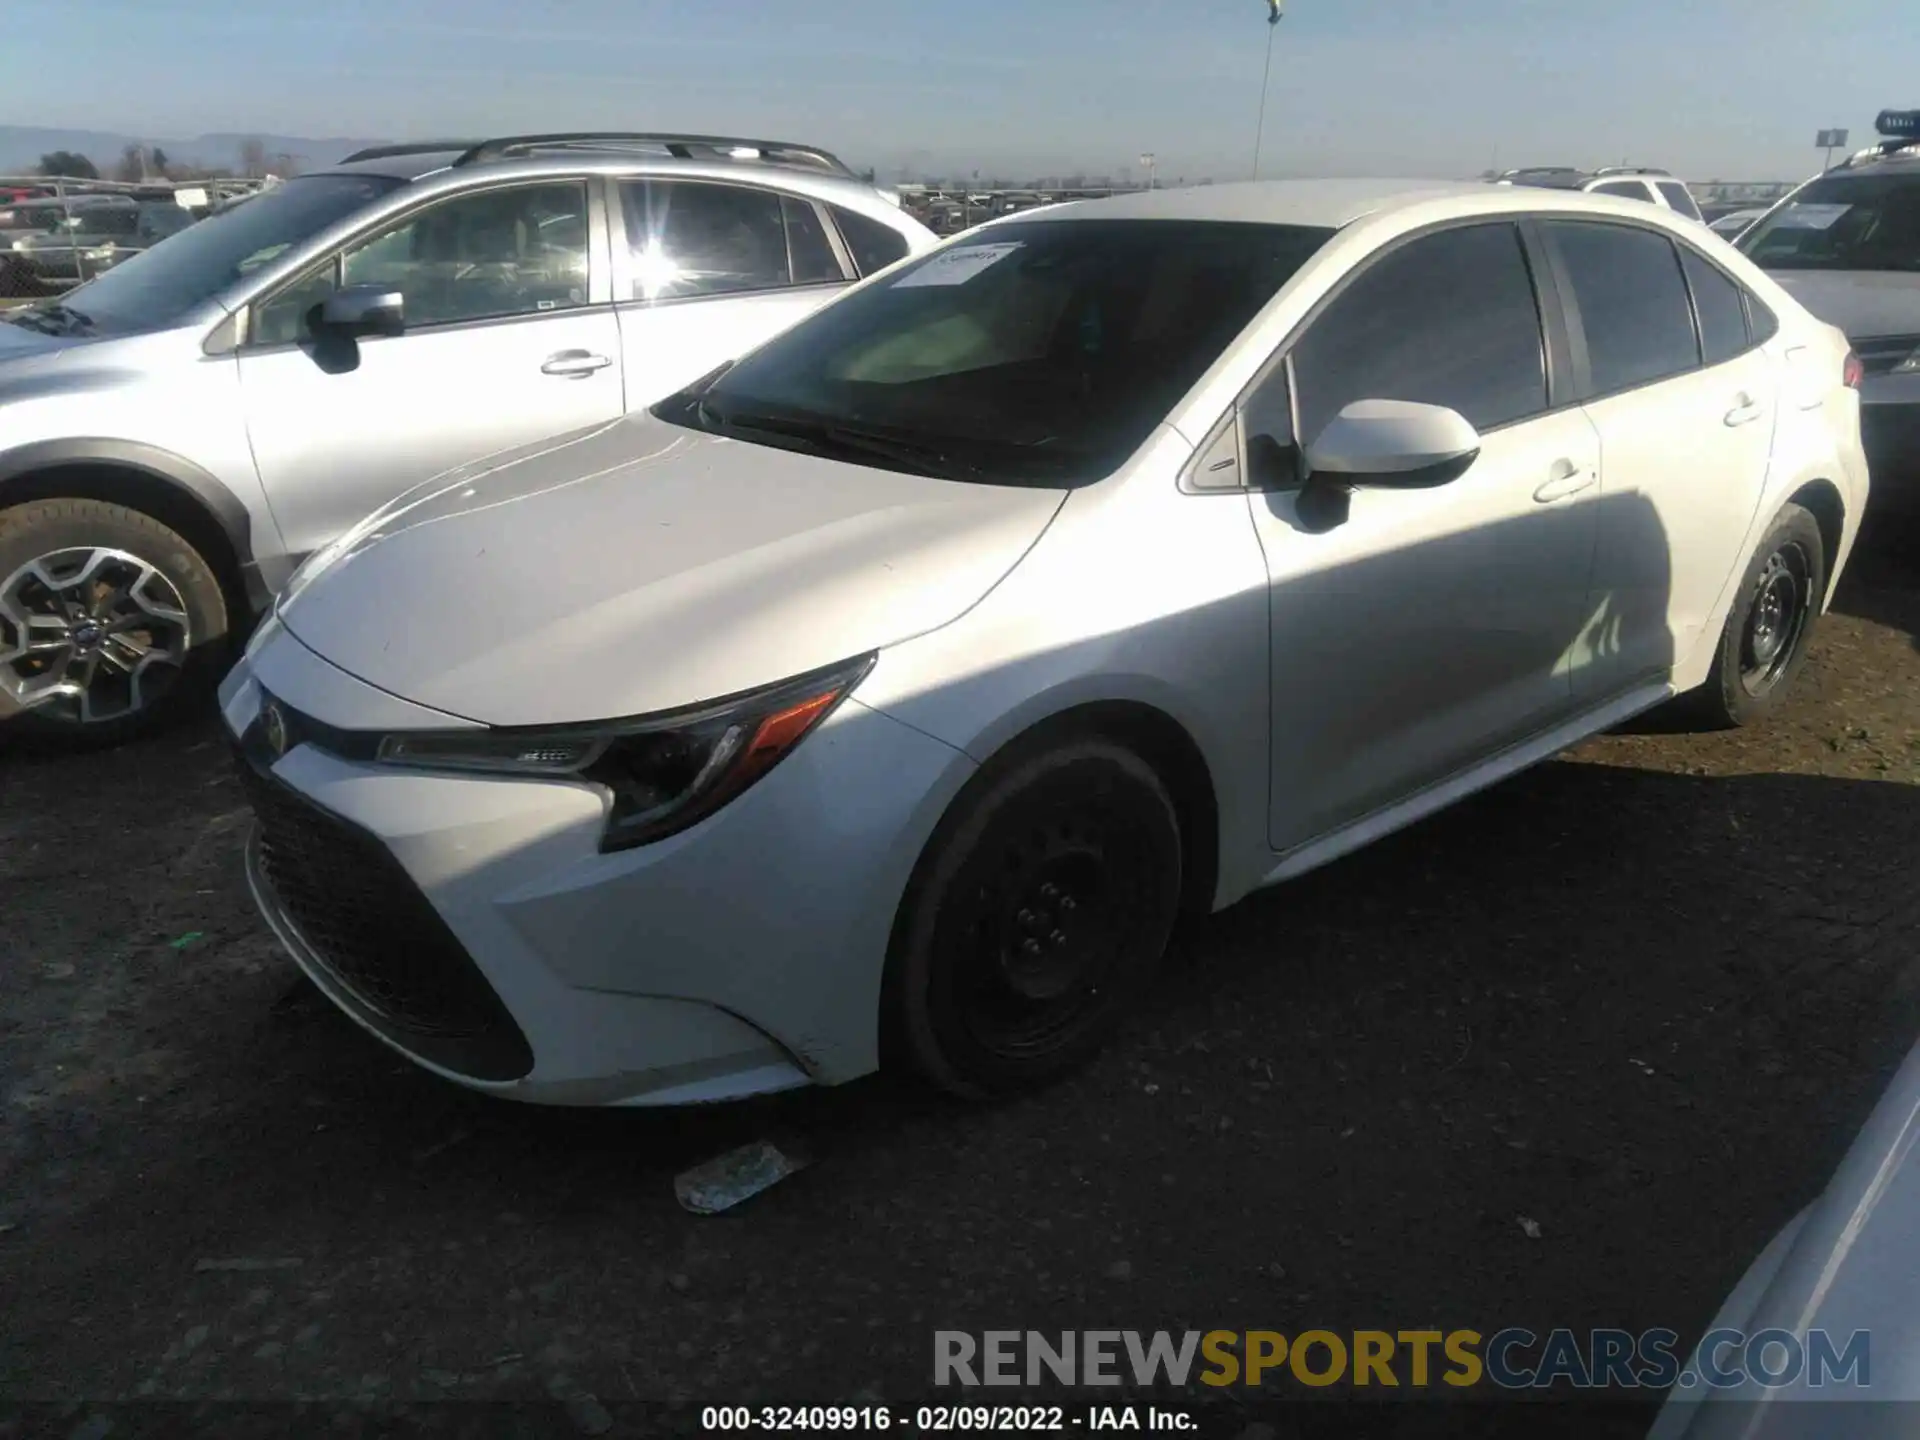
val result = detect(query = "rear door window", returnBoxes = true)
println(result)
[781,197,845,285]
[1290,221,1548,439]
[620,180,793,301]
[1547,220,1700,395]
[1679,247,1750,366]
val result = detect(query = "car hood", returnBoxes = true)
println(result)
[1649,1032,1920,1438]
[1764,269,1920,340]
[276,413,1068,728]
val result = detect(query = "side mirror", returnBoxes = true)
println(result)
[313,285,405,340]
[1303,399,1481,489]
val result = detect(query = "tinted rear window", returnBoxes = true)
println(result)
[1680,247,1749,366]
[663,219,1334,486]
[831,206,912,276]
[1657,181,1703,220]
[1549,221,1700,395]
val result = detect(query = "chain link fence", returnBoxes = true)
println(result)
[0,172,271,301]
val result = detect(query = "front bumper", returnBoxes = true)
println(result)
[219,630,974,1106]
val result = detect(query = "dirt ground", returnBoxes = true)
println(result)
[4,518,1920,1439]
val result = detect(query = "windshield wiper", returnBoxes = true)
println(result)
[4,301,94,336]
[705,405,981,479]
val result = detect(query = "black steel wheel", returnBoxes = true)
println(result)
[1687,501,1827,730]
[886,737,1183,1098]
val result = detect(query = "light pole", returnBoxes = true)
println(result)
[1252,0,1285,178]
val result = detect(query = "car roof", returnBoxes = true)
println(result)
[984,177,1539,230]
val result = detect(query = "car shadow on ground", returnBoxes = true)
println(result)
[6,722,1917,1414]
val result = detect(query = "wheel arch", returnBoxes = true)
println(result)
[943,698,1223,924]
[0,439,266,612]
[1782,477,1846,607]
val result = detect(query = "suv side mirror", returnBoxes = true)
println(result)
[313,285,405,340]
[1303,399,1481,489]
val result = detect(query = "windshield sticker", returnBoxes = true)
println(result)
[1770,204,1853,231]
[893,242,1024,288]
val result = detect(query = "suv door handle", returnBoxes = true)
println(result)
[1724,393,1764,427]
[1533,459,1597,504]
[541,350,612,378]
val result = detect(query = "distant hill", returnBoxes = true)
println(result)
[0,126,387,175]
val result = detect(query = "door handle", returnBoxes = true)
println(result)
[1533,459,1596,504]
[1724,394,1764,427]
[540,350,612,378]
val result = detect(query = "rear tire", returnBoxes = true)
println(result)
[0,498,230,748]
[1682,501,1826,730]
[884,738,1183,1099]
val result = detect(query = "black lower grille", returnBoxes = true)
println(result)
[234,750,534,1082]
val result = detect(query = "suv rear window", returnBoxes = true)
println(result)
[1656,181,1702,220]
[1738,171,1920,273]
[831,206,911,276]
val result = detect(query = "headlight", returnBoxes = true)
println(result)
[375,653,875,850]
[83,243,117,261]
[1894,348,1920,376]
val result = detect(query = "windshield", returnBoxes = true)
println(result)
[18,173,404,332]
[1738,172,1920,273]
[654,218,1333,486]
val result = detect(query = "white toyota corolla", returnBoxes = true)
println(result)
[220,178,1868,1107]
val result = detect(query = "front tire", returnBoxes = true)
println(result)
[0,498,230,748]
[885,738,1184,1099]
[1685,501,1826,730]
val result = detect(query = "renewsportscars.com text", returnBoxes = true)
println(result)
[934,1328,1870,1392]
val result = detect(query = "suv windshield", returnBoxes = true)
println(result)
[1738,171,1920,272]
[656,218,1333,486]
[11,173,404,333]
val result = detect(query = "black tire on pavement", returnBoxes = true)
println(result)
[0,497,230,748]
[884,737,1184,1099]
[1683,501,1827,730]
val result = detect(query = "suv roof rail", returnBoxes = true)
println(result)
[441,132,858,179]
[339,140,485,164]
[1496,166,1581,178]
[1837,136,1920,169]
[1593,165,1673,178]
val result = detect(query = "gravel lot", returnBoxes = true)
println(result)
[4,515,1920,1438]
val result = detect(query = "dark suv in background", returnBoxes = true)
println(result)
[1739,110,1920,506]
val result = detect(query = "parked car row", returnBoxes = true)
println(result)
[0,178,268,296]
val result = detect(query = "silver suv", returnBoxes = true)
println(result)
[0,132,934,743]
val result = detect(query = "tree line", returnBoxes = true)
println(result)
[27,138,303,183]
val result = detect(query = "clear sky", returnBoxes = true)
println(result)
[5,0,1915,182]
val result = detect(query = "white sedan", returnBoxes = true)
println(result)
[219,178,1870,1107]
